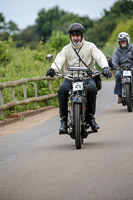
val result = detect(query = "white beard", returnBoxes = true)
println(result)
[121,43,127,48]
[71,38,84,49]
[73,41,81,46]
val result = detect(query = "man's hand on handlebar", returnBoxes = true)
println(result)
[45,68,55,77]
[102,67,112,78]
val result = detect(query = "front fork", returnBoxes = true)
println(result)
[68,91,85,137]
[73,91,86,123]
[122,76,133,106]
[122,77,132,96]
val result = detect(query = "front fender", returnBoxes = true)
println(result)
[123,77,131,84]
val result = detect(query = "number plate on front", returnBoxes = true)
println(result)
[73,82,83,91]
[123,70,131,76]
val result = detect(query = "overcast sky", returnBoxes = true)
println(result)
[0,0,117,30]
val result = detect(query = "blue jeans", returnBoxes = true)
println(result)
[114,70,122,96]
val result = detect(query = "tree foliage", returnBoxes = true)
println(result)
[0,13,19,35]
[15,25,40,49]
[0,13,5,31]
[44,31,70,52]
[0,37,15,66]
[109,16,133,43]
[36,6,66,41]
[1,0,133,49]
[86,0,133,47]
[35,6,93,42]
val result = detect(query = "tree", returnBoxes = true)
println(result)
[85,20,116,48]
[36,6,66,42]
[0,13,6,33]
[35,6,93,42]
[0,13,19,40]
[14,25,40,48]
[109,16,133,43]
[85,0,133,48]
[7,20,19,34]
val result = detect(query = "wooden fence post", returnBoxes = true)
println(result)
[12,87,15,101]
[0,89,4,118]
[47,80,53,104]
[47,80,52,94]
[34,81,38,97]
[34,81,38,109]
[12,86,16,113]
[23,84,27,110]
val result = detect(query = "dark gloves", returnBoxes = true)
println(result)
[45,68,55,77]
[102,67,112,78]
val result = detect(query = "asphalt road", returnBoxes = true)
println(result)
[0,80,133,200]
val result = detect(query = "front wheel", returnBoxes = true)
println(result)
[74,103,82,149]
[125,83,132,112]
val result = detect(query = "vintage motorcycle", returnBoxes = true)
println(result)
[120,65,133,112]
[107,56,133,112]
[46,54,102,149]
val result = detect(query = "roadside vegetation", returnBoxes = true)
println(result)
[0,0,133,119]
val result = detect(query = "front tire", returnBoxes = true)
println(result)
[74,103,82,149]
[125,83,132,112]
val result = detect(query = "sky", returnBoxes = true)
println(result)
[0,0,117,30]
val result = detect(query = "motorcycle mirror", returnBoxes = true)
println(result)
[121,65,125,70]
[106,55,112,61]
[46,54,53,61]
[46,53,62,73]
[106,55,114,69]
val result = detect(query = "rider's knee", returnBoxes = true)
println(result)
[87,85,97,95]
[115,71,121,79]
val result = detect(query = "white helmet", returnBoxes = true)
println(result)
[117,32,130,44]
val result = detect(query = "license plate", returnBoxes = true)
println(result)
[123,70,131,76]
[73,82,83,91]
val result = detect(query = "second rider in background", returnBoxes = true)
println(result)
[112,32,133,103]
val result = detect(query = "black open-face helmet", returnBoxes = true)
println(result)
[68,23,84,39]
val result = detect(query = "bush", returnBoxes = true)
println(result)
[0,37,60,119]
[0,37,15,66]
[45,31,70,52]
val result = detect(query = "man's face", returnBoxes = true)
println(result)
[71,34,82,44]
[120,40,127,48]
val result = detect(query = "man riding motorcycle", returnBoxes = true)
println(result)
[46,23,112,134]
[112,32,133,103]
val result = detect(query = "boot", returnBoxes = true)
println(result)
[86,103,99,130]
[118,95,122,104]
[59,105,68,134]
[87,114,99,130]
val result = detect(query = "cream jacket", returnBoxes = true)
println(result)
[51,39,109,73]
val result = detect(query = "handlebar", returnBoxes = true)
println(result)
[112,66,133,71]
[67,67,91,72]
[111,61,133,71]
[45,53,102,79]
[55,71,102,81]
